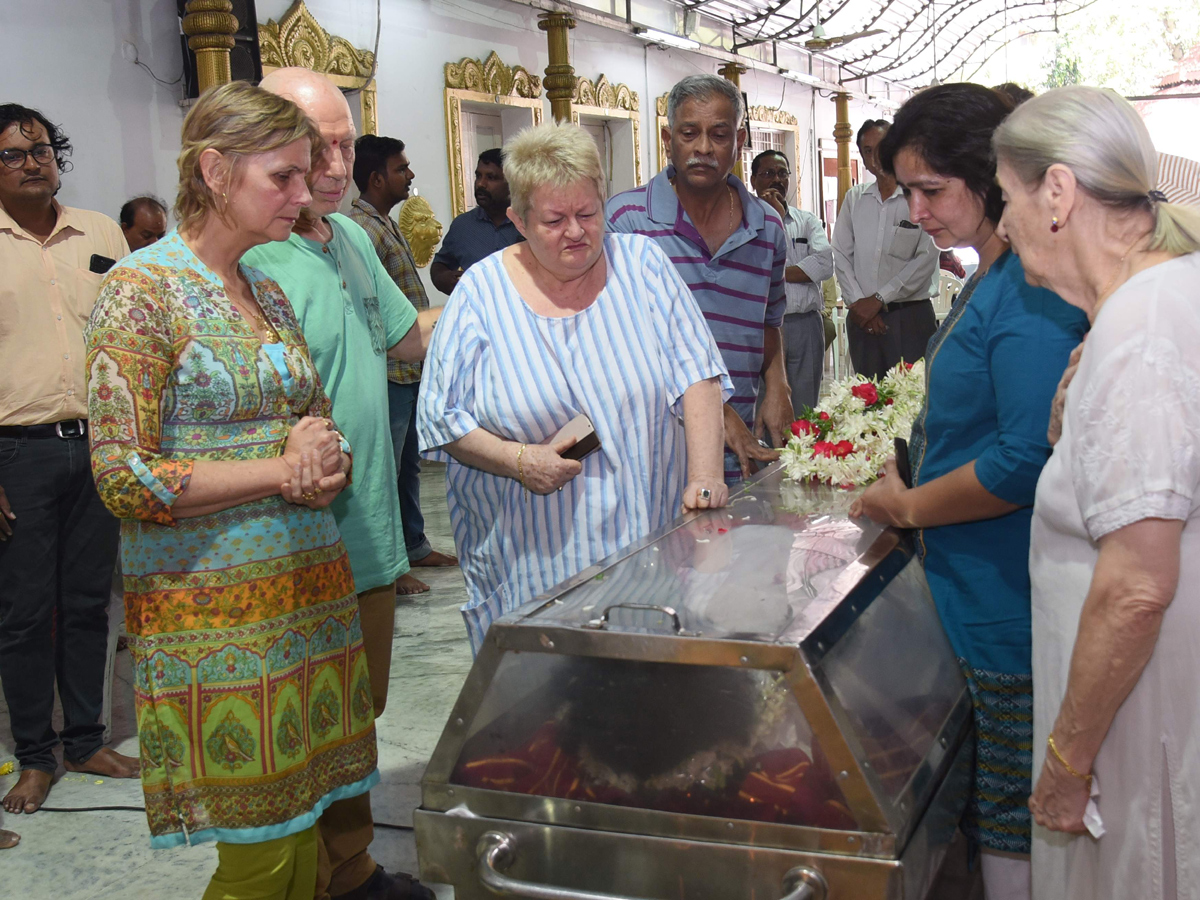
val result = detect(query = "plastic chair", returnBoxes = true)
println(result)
[935,273,963,321]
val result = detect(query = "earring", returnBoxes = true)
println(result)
[1050,216,1060,233]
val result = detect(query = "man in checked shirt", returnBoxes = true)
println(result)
[350,134,459,596]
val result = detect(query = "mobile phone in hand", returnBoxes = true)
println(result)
[552,415,601,461]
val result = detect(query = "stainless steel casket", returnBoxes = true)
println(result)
[414,465,973,900]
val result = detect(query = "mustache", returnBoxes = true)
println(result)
[685,157,719,169]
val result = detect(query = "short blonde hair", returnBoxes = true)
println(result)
[502,122,605,220]
[994,85,1200,255]
[175,81,322,233]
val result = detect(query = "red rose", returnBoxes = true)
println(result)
[818,412,830,421]
[833,440,855,458]
[851,382,879,405]
[812,441,835,458]
[886,398,894,406]
[791,419,816,436]
[905,362,914,370]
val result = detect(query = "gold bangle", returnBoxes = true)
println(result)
[1047,734,1092,786]
[516,443,528,494]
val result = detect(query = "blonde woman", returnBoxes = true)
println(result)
[86,82,378,899]
[994,85,1200,900]
[417,122,732,652]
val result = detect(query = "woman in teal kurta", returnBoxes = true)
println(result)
[850,85,1088,898]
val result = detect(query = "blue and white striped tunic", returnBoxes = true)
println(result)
[417,232,732,652]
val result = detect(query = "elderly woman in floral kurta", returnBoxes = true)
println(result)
[86,82,377,900]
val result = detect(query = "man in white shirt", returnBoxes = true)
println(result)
[751,149,834,411]
[832,120,939,380]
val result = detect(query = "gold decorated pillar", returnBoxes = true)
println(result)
[538,13,577,123]
[182,0,239,93]
[834,92,853,211]
[718,62,749,180]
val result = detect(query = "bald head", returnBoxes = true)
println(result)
[261,67,356,217]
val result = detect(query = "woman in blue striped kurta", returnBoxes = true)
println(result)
[417,123,732,652]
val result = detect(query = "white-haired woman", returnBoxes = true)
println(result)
[994,85,1200,900]
[417,122,732,652]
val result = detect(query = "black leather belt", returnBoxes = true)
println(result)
[887,297,934,309]
[0,419,88,439]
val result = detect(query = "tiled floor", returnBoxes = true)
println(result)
[0,462,473,899]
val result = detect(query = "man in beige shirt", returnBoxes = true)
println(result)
[0,104,138,821]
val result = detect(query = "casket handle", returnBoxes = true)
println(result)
[476,831,646,899]
[780,865,828,900]
[475,831,828,900]
[581,603,684,633]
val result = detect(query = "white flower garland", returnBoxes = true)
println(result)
[780,360,926,488]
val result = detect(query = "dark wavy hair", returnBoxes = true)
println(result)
[352,134,406,193]
[0,103,72,174]
[878,83,1014,225]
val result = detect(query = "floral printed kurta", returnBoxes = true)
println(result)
[85,232,378,848]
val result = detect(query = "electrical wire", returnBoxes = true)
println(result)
[125,42,184,87]
[37,805,416,831]
[345,0,383,97]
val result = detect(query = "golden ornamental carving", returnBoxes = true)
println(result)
[397,196,443,268]
[445,51,542,98]
[656,94,669,117]
[573,75,639,112]
[748,105,799,126]
[258,1,375,78]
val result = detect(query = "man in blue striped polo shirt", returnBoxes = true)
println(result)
[607,74,792,483]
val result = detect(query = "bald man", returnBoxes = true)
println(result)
[246,68,438,900]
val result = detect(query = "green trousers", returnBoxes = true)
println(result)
[203,825,318,900]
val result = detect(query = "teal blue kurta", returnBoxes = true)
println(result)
[909,250,1088,854]
[245,215,417,593]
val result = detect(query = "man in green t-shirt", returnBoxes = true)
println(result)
[247,67,439,900]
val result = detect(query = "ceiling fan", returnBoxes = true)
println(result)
[803,1,886,50]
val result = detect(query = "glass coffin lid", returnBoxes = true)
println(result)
[423,468,971,851]
[527,480,887,642]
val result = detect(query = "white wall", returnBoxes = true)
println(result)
[9,0,896,279]
[7,0,185,223]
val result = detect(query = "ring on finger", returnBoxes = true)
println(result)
[699,488,712,501]
[302,490,318,501]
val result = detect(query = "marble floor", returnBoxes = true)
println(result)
[0,462,473,899]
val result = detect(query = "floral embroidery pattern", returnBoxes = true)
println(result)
[86,232,375,846]
[206,710,258,772]
[275,699,305,760]
[309,683,342,739]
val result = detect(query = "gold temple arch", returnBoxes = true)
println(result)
[573,75,638,112]
[444,52,544,217]
[747,105,799,126]
[258,0,378,134]
[571,75,642,186]
[655,94,670,174]
[445,51,542,98]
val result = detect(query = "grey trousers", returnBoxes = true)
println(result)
[782,310,826,413]
[847,298,937,380]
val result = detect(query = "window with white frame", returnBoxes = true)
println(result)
[741,126,787,183]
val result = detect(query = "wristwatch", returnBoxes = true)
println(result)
[873,292,885,305]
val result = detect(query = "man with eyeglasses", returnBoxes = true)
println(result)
[0,104,138,821]
[750,149,834,412]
